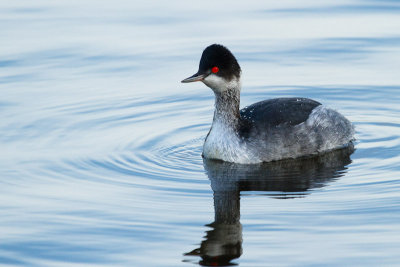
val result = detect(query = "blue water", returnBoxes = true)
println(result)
[1,1,400,266]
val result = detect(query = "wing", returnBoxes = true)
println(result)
[240,97,321,128]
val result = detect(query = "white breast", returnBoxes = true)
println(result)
[203,121,259,164]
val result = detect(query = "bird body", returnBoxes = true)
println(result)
[182,44,354,164]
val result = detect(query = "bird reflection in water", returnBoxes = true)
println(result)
[184,145,354,266]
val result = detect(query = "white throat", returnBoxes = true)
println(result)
[202,77,257,163]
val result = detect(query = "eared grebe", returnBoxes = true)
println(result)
[182,44,354,164]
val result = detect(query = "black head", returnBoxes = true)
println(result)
[182,44,241,83]
[199,44,241,80]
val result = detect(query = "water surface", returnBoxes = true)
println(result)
[1,1,400,266]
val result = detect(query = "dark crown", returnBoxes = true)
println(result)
[199,44,241,80]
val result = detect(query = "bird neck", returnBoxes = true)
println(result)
[213,89,241,130]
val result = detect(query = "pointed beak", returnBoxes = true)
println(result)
[181,71,207,83]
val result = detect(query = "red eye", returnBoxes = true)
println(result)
[211,66,219,73]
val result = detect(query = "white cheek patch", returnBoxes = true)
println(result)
[203,75,241,93]
[203,75,227,92]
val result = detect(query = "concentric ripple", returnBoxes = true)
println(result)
[1,1,400,265]
[11,85,396,196]
[33,93,217,193]
[2,84,400,266]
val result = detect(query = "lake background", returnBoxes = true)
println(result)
[1,0,400,266]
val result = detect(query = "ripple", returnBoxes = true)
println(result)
[22,93,214,195]
[2,2,400,266]
[10,86,400,195]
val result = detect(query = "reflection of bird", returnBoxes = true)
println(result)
[206,144,354,197]
[184,146,354,266]
[185,191,242,267]
[182,44,354,164]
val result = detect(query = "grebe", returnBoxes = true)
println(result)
[182,44,354,164]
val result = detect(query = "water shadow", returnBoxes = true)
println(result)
[184,146,354,266]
